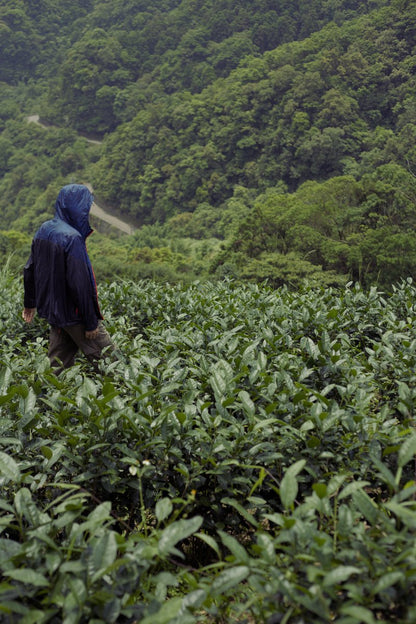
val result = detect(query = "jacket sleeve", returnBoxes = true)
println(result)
[65,237,102,331]
[23,249,36,308]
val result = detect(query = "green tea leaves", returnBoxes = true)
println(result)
[0,451,20,483]
[158,517,203,557]
[280,460,306,510]
[2,277,416,622]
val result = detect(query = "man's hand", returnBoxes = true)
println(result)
[85,326,100,339]
[22,308,36,323]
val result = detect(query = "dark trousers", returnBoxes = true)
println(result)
[48,322,115,373]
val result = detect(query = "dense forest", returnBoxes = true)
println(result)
[0,0,415,288]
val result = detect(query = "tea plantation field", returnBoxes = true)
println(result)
[0,270,415,623]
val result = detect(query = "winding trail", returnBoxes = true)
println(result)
[27,115,136,235]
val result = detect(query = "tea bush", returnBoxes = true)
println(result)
[1,272,415,622]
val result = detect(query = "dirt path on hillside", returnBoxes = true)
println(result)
[84,185,135,234]
[27,115,136,234]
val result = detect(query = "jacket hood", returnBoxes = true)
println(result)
[54,184,93,239]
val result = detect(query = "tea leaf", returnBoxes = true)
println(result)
[221,497,259,527]
[398,433,416,468]
[385,501,416,529]
[139,597,182,624]
[373,571,404,594]
[338,481,371,500]
[352,489,379,525]
[238,390,255,418]
[211,566,250,596]
[155,498,173,523]
[5,569,49,587]
[90,531,118,582]
[340,605,377,624]
[0,452,20,482]
[280,459,306,509]
[158,517,203,556]
[195,533,221,558]
[322,566,361,586]
[218,530,250,564]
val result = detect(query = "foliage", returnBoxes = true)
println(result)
[40,0,388,131]
[1,272,416,622]
[0,115,94,232]
[2,1,416,288]
[54,28,133,133]
[0,0,93,82]
[89,1,416,220]
[212,167,416,289]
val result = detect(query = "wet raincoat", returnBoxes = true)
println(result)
[23,184,102,331]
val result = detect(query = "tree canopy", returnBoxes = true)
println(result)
[0,0,415,289]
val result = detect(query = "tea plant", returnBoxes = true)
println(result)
[0,273,415,622]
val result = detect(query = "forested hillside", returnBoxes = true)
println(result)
[0,0,415,288]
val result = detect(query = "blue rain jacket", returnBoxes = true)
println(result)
[24,184,103,331]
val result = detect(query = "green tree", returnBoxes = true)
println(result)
[56,28,133,133]
[0,3,41,82]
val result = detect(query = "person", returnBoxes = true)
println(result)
[22,183,115,373]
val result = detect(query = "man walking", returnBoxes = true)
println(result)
[22,183,115,372]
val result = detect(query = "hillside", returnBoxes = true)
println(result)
[91,1,415,219]
[0,0,415,288]
[1,0,387,122]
